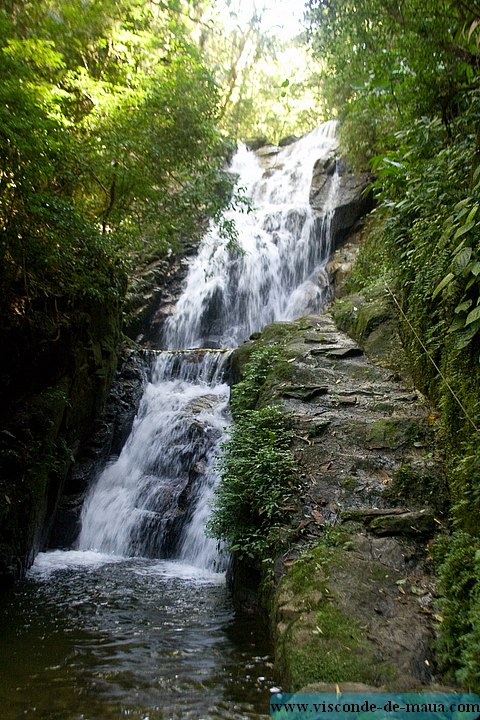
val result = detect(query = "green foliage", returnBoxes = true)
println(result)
[183,1,325,142]
[208,341,299,567]
[306,0,480,167]
[207,405,298,565]
[435,531,480,690]
[0,0,235,334]
[230,342,284,416]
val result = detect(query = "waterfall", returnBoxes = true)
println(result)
[79,122,339,570]
[164,121,338,349]
[78,351,230,569]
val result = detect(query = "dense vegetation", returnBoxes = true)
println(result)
[306,0,480,688]
[208,343,298,569]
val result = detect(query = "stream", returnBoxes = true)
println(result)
[0,123,339,719]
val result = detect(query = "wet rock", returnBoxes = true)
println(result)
[48,344,147,549]
[310,154,373,247]
[281,385,329,401]
[341,507,436,537]
[245,136,271,151]
[256,144,281,158]
[369,510,436,537]
[232,312,443,689]
[332,290,409,378]
[278,135,300,147]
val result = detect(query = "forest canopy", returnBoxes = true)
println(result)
[0,0,236,324]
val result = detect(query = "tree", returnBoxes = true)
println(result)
[0,0,233,320]
[306,0,480,164]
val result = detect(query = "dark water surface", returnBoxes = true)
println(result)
[0,552,275,720]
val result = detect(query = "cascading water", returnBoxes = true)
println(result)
[78,351,230,569]
[164,121,338,349]
[1,122,342,720]
[79,121,339,571]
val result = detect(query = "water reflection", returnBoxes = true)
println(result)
[0,553,274,719]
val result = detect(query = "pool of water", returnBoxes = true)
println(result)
[0,551,275,720]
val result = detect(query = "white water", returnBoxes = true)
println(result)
[78,351,230,570]
[77,121,339,573]
[165,121,339,349]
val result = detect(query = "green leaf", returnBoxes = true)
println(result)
[455,300,472,314]
[469,261,480,277]
[449,316,467,333]
[465,306,480,326]
[432,272,454,299]
[466,205,479,224]
[453,222,475,241]
[452,247,473,273]
[454,324,479,349]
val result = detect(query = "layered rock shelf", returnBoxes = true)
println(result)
[231,313,446,691]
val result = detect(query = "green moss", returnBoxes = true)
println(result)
[384,460,449,515]
[366,417,424,449]
[284,604,382,688]
[274,541,396,690]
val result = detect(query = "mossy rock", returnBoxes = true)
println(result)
[366,417,425,449]
[384,459,449,515]
[369,509,436,537]
[273,542,398,690]
[332,293,409,376]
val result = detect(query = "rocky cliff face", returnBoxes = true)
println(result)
[228,314,446,690]
[310,156,373,246]
[0,297,124,587]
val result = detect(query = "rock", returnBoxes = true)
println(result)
[256,144,281,158]
[47,344,147,550]
[281,385,329,401]
[342,507,437,537]
[244,136,270,151]
[230,311,442,689]
[369,510,436,537]
[326,346,364,358]
[278,134,299,147]
[310,154,373,248]
[365,417,425,450]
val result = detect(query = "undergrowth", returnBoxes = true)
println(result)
[434,532,480,690]
[208,341,299,570]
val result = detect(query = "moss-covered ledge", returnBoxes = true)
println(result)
[274,534,418,691]
[211,313,444,691]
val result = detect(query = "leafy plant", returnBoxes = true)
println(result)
[435,531,480,690]
[230,342,284,416]
[207,405,297,565]
[208,340,298,567]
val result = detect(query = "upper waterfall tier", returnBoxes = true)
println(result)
[164,122,339,350]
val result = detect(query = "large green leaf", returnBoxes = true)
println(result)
[432,272,454,299]
[465,306,480,327]
[452,247,473,273]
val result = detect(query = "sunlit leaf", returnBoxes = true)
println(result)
[432,272,454,299]
[465,306,480,326]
